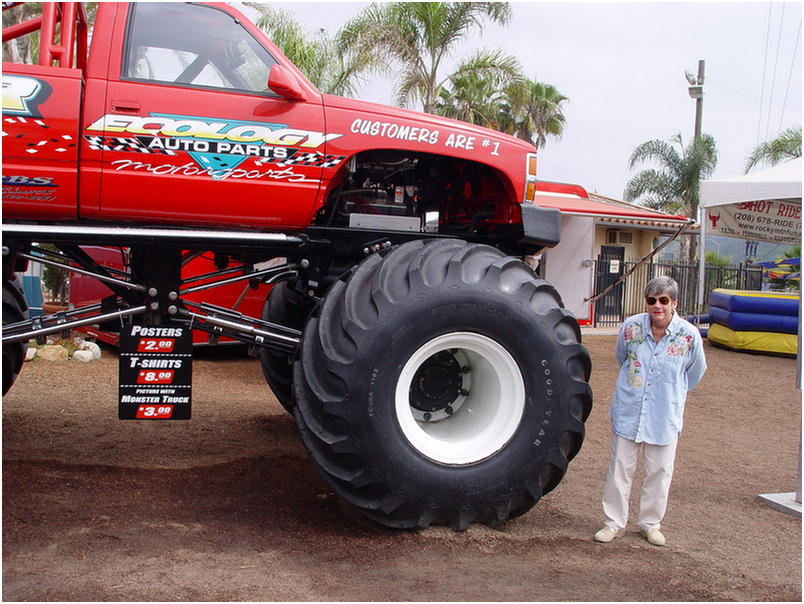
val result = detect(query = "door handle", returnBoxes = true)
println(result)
[112,100,141,112]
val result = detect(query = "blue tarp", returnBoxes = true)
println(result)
[21,275,44,317]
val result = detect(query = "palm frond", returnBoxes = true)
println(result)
[625,132,718,219]
[627,138,682,174]
[445,50,522,90]
[623,169,677,204]
[745,126,802,172]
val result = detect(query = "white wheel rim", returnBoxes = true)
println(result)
[395,332,525,465]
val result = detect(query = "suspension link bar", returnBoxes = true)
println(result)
[2,305,148,345]
[179,265,297,295]
[183,299,302,338]
[178,307,300,353]
[4,302,102,332]
[180,264,249,286]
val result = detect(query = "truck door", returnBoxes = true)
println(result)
[2,67,82,220]
[94,2,332,229]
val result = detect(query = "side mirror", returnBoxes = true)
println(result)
[268,64,307,102]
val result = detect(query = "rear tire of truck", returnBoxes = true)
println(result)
[3,279,29,396]
[259,282,310,413]
[293,239,592,530]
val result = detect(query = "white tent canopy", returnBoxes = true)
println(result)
[701,157,802,209]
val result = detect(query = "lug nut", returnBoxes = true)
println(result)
[423,412,432,422]
[461,365,471,374]
[148,287,158,297]
[300,259,310,269]
[168,291,178,301]
[445,406,454,415]
[460,389,469,397]
[149,302,159,311]
[168,305,178,315]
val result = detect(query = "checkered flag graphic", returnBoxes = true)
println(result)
[83,135,176,155]
[277,152,345,168]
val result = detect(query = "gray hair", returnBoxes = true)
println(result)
[644,276,679,300]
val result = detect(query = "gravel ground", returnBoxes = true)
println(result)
[2,333,801,601]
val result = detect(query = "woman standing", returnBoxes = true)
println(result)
[594,276,707,546]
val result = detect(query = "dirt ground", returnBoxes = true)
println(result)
[2,333,801,601]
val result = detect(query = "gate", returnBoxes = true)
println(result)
[593,246,625,327]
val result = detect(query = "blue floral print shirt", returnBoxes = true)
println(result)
[611,311,707,445]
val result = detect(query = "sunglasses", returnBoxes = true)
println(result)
[646,296,671,305]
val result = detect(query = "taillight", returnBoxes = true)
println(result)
[523,153,538,203]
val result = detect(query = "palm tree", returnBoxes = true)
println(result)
[249,4,376,97]
[624,134,718,263]
[340,2,514,113]
[435,52,521,127]
[436,70,568,150]
[745,126,802,173]
[436,70,504,128]
[501,79,568,150]
[625,134,718,215]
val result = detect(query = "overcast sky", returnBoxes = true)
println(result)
[252,1,802,201]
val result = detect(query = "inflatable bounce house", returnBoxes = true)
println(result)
[706,288,800,356]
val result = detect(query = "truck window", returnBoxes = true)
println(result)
[123,2,278,95]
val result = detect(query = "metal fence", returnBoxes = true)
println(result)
[592,260,763,327]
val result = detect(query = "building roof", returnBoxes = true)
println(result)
[532,189,695,232]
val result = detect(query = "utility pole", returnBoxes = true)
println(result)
[686,59,705,139]
[687,59,706,320]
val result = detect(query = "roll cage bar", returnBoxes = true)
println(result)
[3,2,88,70]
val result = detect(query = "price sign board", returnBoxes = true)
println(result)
[119,325,192,419]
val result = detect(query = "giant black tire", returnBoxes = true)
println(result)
[3,279,29,396]
[258,282,310,413]
[293,239,593,530]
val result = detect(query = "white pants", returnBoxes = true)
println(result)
[602,432,678,532]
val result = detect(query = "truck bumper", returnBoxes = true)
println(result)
[521,203,561,248]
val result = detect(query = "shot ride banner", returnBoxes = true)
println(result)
[704,199,801,245]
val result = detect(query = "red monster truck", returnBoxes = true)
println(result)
[2,2,592,530]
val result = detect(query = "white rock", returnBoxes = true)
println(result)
[72,349,94,363]
[80,341,101,360]
[37,344,69,361]
[24,347,37,362]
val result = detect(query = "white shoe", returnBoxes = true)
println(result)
[641,528,666,546]
[593,526,624,543]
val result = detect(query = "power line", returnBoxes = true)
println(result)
[757,3,772,143]
[779,19,802,131]
[709,79,801,110]
[764,3,785,140]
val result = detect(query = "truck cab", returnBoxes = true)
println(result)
[3,2,555,248]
